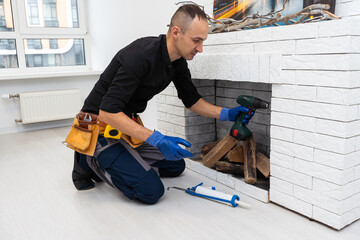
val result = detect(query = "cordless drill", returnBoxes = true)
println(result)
[230,95,270,141]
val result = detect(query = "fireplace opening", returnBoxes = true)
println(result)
[184,79,272,191]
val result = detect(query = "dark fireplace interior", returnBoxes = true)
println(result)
[185,79,272,190]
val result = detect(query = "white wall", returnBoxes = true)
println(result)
[0,0,209,135]
[86,0,179,131]
[0,75,98,134]
[86,0,212,131]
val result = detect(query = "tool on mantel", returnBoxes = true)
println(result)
[167,182,251,208]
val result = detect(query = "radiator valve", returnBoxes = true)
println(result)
[2,94,20,99]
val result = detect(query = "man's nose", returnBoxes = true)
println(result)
[195,43,203,53]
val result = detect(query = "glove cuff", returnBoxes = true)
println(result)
[220,108,229,122]
[145,130,164,147]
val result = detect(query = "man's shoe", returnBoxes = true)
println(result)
[72,152,95,190]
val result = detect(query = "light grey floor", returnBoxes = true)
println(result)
[0,126,359,240]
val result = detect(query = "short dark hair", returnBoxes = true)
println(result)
[168,4,207,33]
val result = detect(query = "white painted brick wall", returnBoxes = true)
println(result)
[272,84,317,101]
[355,163,360,176]
[294,158,354,185]
[280,70,296,84]
[283,54,360,71]
[315,119,360,138]
[270,164,312,189]
[254,40,295,55]
[270,150,294,169]
[295,71,353,88]
[296,36,360,55]
[269,54,282,83]
[236,27,272,43]
[294,130,357,154]
[158,13,360,229]
[317,87,359,105]
[270,189,312,218]
[336,1,360,17]
[270,177,293,195]
[270,98,295,113]
[313,207,344,230]
[271,112,316,132]
[271,139,314,161]
[271,22,318,40]
[294,101,358,121]
[189,53,281,83]
[314,149,360,169]
[313,178,360,201]
[270,125,294,142]
[294,185,342,215]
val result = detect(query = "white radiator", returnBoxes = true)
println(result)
[18,89,82,124]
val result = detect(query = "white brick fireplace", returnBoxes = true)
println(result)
[157,2,360,230]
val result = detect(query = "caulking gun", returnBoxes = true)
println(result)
[167,182,250,208]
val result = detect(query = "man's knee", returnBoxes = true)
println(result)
[158,159,186,177]
[134,170,165,204]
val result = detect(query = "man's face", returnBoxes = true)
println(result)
[176,18,208,60]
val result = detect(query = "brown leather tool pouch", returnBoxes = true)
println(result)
[64,112,100,156]
[121,115,145,148]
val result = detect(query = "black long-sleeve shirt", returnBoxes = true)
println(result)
[82,34,202,116]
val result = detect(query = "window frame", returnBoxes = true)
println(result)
[0,0,91,74]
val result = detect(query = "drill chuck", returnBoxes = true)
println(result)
[252,97,270,109]
[236,95,269,109]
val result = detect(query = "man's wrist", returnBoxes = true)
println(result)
[220,108,229,121]
[145,130,164,146]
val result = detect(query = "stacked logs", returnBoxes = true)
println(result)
[200,134,270,184]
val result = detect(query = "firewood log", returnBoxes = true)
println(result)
[256,152,270,178]
[203,134,237,168]
[201,140,220,155]
[243,135,257,184]
[224,145,244,163]
[215,161,244,175]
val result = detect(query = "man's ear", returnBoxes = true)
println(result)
[171,26,181,39]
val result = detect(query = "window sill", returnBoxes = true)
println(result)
[0,69,102,81]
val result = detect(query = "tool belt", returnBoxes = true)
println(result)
[64,112,144,156]
[121,114,145,148]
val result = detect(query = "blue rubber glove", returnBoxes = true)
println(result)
[220,106,254,124]
[146,131,193,161]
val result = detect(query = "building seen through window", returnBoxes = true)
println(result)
[1,0,85,69]
[0,0,14,31]
[49,39,58,49]
[24,38,85,67]
[27,0,40,25]
[43,0,58,27]
[0,39,18,68]
[25,0,79,28]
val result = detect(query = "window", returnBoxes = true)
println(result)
[0,38,17,68]
[0,0,14,31]
[24,38,85,67]
[26,0,39,25]
[0,0,88,71]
